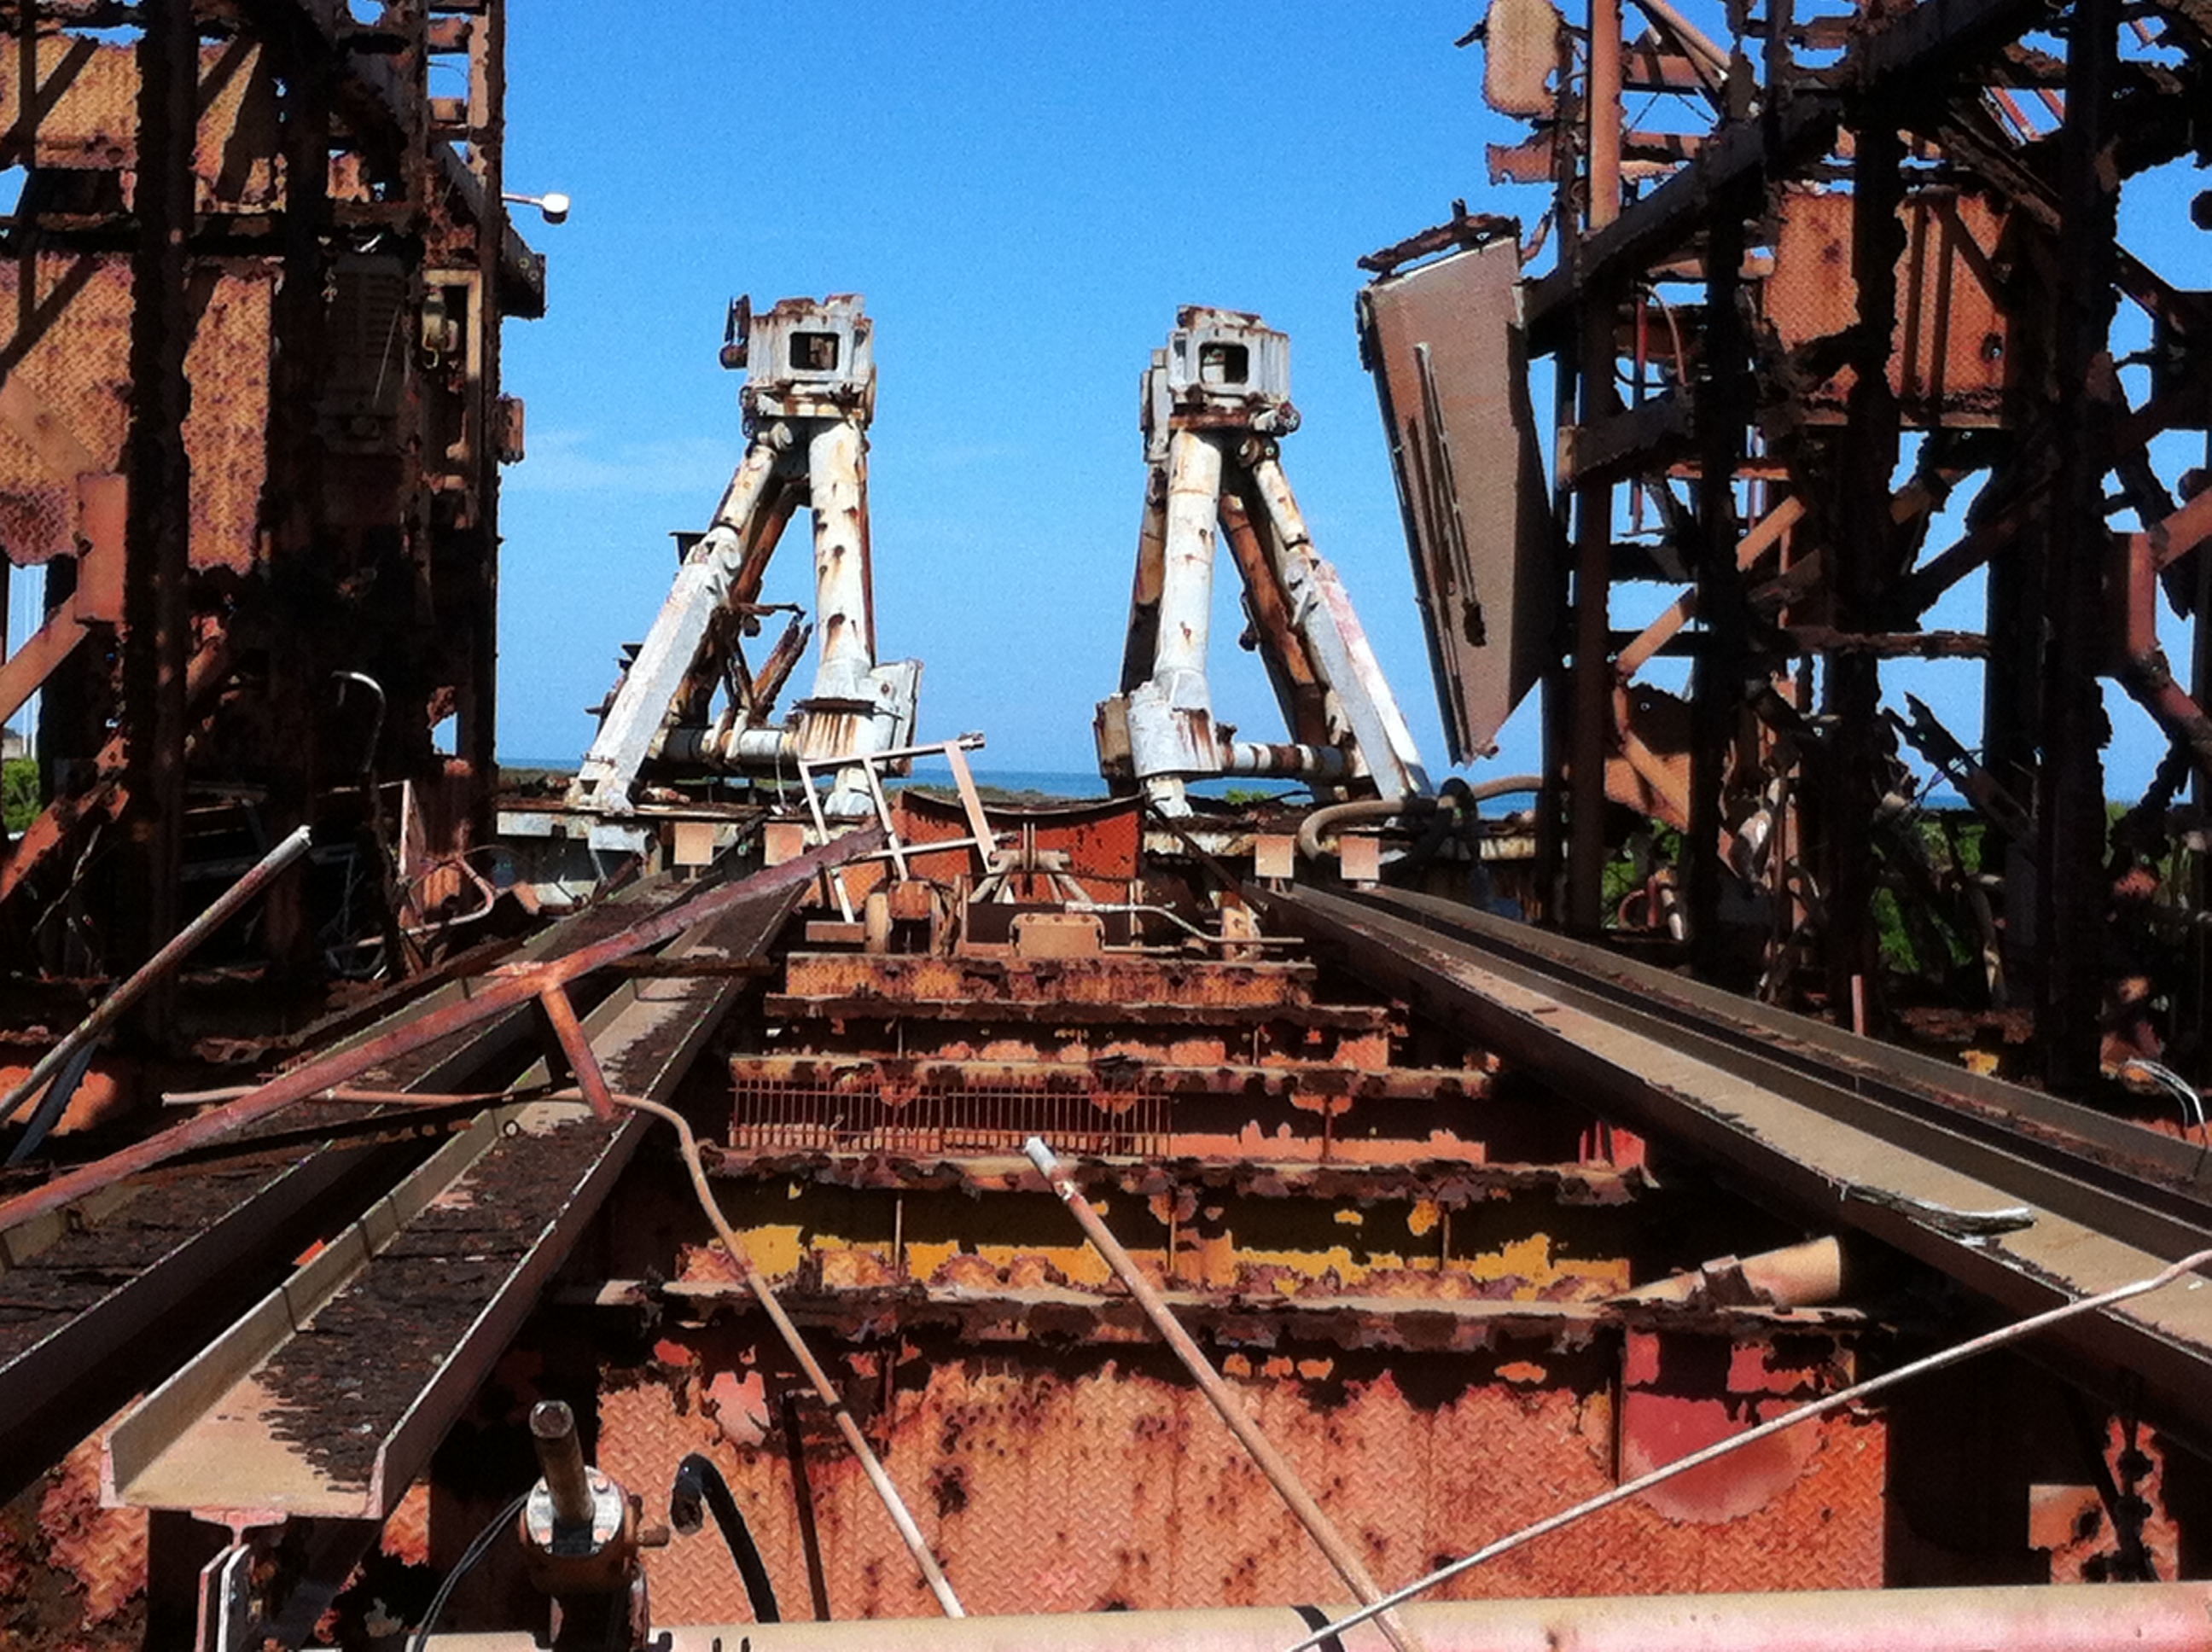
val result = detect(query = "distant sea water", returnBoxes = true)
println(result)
[498,759,1300,802]
[500,757,1969,811]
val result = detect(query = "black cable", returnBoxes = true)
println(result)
[672,1453,779,1622]
[409,1490,532,1652]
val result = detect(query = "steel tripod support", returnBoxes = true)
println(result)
[570,295,920,825]
[1097,306,1430,815]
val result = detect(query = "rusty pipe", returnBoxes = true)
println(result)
[1589,0,1624,231]
[0,824,315,1131]
[621,1584,2212,1652]
[529,1401,596,1528]
[1023,1137,1427,1652]
[1610,1236,1845,1307]
[0,826,883,1237]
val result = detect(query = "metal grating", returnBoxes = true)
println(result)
[730,1079,1172,1157]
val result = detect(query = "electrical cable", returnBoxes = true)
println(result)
[672,1452,780,1622]
[408,1490,531,1652]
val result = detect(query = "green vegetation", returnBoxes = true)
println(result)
[3,758,37,834]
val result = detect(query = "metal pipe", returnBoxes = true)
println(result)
[1222,742,1347,781]
[0,825,883,1236]
[1289,1241,2212,1651]
[619,1091,965,1618]
[0,823,314,1130]
[1295,777,1544,862]
[538,984,617,1121]
[1610,1236,1845,1307]
[550,1585,2212,1652]
[529,1400,595,1528]
[1022,1138,1427,1652]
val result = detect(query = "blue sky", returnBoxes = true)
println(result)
[490,5,2208,799]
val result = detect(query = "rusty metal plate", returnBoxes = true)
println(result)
[0,253,132,566]
[1482,0,1563,116]
[1359,240,1558,765]
[0,255,270,573]
[1767,188,2012,428]
[599,1333,1884,1623]
[0,38,280,210]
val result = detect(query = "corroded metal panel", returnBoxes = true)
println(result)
[1767,188,2013,428]
[597,1335,1885,1623]
[0,256,271,573]
[1359,240,1557,765]
[0,38,281,210]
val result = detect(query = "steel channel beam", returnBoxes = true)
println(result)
[1260,887,2212,1446]
[104,876,805,1519]
[0,876,704,1499]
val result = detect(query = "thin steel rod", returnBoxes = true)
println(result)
[0,825,882,1236]
[538,983,617,1120]
[1024,1137,1427,1652]
[1285,1242,2212,1652]
[620,1090,964,1619]
[0,825,315,1130]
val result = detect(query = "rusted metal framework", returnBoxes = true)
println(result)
[0,0,540,990]
[1376,0,2212,1090]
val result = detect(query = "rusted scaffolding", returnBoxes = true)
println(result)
[1388,0,2212,1090]
[0,0,539,991]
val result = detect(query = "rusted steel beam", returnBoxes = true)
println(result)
[0,825,882,1237]
[2035,0,2120,1093]
[114,0,195,988]
[707,1149,1641,1208]
[1685,173,1750,978]
[586,1583,2212,1652]
[1024,1137,1429,1652]
[1824,107,1906,1015]
[587,1276,1862,1356]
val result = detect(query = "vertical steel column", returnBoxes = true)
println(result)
[1689,189,1748,978]
[1567,0,1624,932]
[117,0,196,991]
[1826,110,1904,1017]
[2037,0,2120,1091]
[1534,23,1584,925]
[463,0,508,840]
